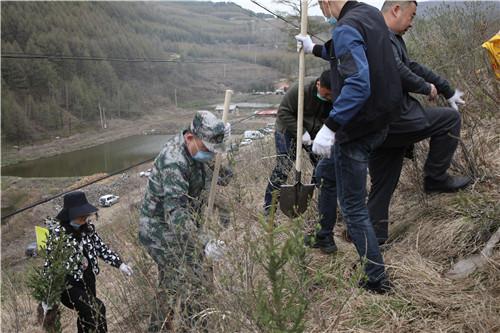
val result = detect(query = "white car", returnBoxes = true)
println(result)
[139,168,152,177]
[243,130,264,140]
[99,194,119,207]
[240,139,252,147]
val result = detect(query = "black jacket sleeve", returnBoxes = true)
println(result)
[391,41,431,96]
[408,61,455,99]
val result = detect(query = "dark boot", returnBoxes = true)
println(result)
[359,278,393,294]
[424,175,472,193]
[304,234,337,254]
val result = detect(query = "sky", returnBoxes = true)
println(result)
[213,0,386,16]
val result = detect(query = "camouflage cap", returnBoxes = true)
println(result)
[190,110,226,153]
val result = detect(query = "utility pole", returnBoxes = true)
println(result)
[118,92,121,118]
[98,102,104,129]
[65,82,71,136]
[103,107,107,129]
[223,63,226,78]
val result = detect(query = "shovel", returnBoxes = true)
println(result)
[279,0,315,218]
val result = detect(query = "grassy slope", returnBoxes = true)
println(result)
[2,131,499,332]
[2,2,499,332]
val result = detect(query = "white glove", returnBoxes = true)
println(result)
[302,131,312,146]
[447,89,465,111]
[224,122,231,140]
[204,239,226,261]
[42,302,52,315]
[312,125,335,158]
[295,34,315,54]
[119,263,133,276]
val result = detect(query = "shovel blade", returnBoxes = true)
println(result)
[279,182,315,218]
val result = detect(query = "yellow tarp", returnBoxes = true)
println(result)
[482,32,500,80]
[35,226,49,250]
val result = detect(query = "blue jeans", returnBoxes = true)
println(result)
[264,130,319,210]
[334,129,388,283]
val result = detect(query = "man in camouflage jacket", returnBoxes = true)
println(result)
[139,110,228,332]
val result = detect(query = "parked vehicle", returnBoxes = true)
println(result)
[243,130,264,140]
[240,139,253,147]
[99,194,120,207]
[139,168,152,177]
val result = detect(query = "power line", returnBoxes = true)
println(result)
[250,0,326,43]
[1,52,235,64]
[1,156,155,221]
[0,112,265,221]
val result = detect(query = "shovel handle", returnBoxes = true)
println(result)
[295,0,308,173]
[206,89,233,218]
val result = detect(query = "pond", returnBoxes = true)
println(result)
[1,135,171,178]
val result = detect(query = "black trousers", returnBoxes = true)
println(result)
[368,107,461,244]
[60,269,107,333]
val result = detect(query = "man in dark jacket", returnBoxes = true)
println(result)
[368,1,471,245]
[296,0,402,293]
[263,70,332,213]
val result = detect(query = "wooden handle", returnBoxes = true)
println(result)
[295,0,308,173]
[206,89,233,218]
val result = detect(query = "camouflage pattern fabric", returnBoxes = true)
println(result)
[190,110,226,153]
[139,132,209,332]
[139,110,231,331]
[139,132,207,253]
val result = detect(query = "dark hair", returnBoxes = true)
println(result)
[381,1,417,13]
[318,70,331,90]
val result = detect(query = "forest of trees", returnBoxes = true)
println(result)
[1,2,327,144]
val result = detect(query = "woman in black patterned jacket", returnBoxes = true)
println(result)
[42,191,133,333]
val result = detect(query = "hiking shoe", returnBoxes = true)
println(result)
[304,234,337,254]
[359,278,393,295]
[424,175,472,193]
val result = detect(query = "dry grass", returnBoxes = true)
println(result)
[3,6,500,328]
[2,120,500,332]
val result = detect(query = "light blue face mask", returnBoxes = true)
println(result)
[317,93,329,102]
[327,16,337,26]
[69,220,83,230]
[193,150,215,163]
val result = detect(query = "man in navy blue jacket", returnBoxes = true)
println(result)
[296,0,402,294]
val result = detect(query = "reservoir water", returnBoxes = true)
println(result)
[1,135,171,178]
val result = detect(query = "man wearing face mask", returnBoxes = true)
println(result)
[263,70,332,214]
[296,0,402,294]
[367,1,471,246]
[139,110,229,331]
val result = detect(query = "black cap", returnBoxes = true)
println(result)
[56,191,98,221]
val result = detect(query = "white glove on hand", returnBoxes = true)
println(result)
[295,34,315,54]
[224,122,231,141]
[41,302,52,315]
[447,89,465,111]
[204,239,226,261]
[302,131,312,146]
[312,125,335,158]
[119,263,133,276]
